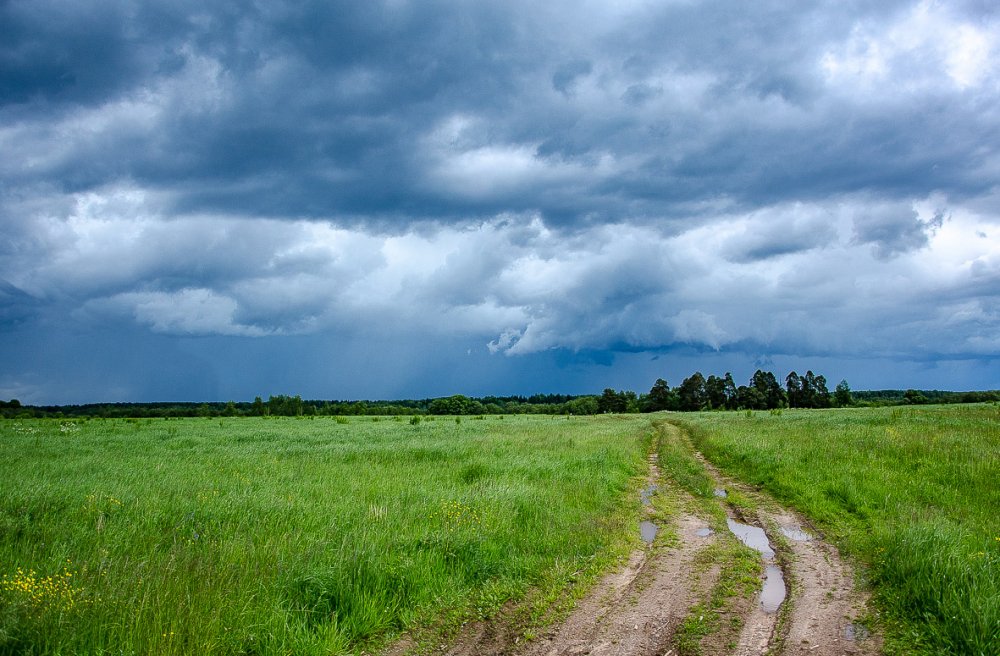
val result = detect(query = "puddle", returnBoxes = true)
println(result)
[726,519,775,559]
[726,518,786,614]
[779,525,813,541]
[845,623,870,641]
[713,488,728,498]
[640,485,657,506]
[640,520,658,545]
[760,565,785,613]
[696,527,714,537]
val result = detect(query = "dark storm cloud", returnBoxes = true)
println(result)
[1,0,996,225]
[0,280,39,328]
[1,1,154,108]
[721,205,838,262]
[852,203,944,259]
[5,0,533,218]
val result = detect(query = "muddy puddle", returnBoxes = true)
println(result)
[696,527,713,537]
[640,485,657,506]
[779,525,813,541]
[726,519,774,558]
[726,518,786,614]
[760,565,785,613]
[640,520,658,545]
[713,488,727,498]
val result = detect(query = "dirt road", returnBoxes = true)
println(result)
[386,428,881,656]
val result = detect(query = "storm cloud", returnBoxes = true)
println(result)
[1,0,999,402]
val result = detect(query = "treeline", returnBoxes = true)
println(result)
[248,393,591,417]
[2,376,997,419]
[0,394,597,419]
[852,389,1000,405]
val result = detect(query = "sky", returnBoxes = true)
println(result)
[2,0,999,404]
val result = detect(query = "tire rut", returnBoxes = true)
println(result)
[490,451,715,656]
[522,512,716,656]
[385,449,719,656]
[385,434,882,656]
[696,453,881,656]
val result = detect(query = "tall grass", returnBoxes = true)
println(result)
[0,415,652,654]
[674,405,1000,655]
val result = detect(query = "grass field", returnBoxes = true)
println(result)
[4,406,997,655]
[0,415,653,655]
[673,404,1000,656]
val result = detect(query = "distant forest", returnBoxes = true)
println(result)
[2,369,998,419]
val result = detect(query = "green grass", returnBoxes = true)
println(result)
[651,420,714,501]
[673,404,1000,656]
[0,415,653,655]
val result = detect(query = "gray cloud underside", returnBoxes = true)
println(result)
[1,0,1000,394]
[3,197,997,362]
[3,0,999,223]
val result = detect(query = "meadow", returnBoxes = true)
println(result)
[3,405,998,655]
[674,404,1000,655]
[0,415,653,655]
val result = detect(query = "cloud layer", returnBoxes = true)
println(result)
[1,0,999,401]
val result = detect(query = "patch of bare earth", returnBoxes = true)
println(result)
[768,508,879,656]
[384,451,718,656]
[702,458,882,656]
[386,447,882,656]
[521,513,717,656]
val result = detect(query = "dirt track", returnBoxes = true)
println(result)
[385,430,881,656]
[704,459,881,656]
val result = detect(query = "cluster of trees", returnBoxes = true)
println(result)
[593,370,849,414]
[250,394,599,417]
[635,369,851,412]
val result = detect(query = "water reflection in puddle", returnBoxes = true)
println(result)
[779,525,813,541]
[713,488,728,498]
[726,518,786,614]
[640,485,657,506]
[726,519,775,558]
[696,527,714,537]
[640,520,658,545]
[760,565,784,613]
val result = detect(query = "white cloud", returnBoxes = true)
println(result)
[670,310,728,350]
[89,288,271,337]
[422,114,618,200]
[488,328,523,354]
[820,1,999,95]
